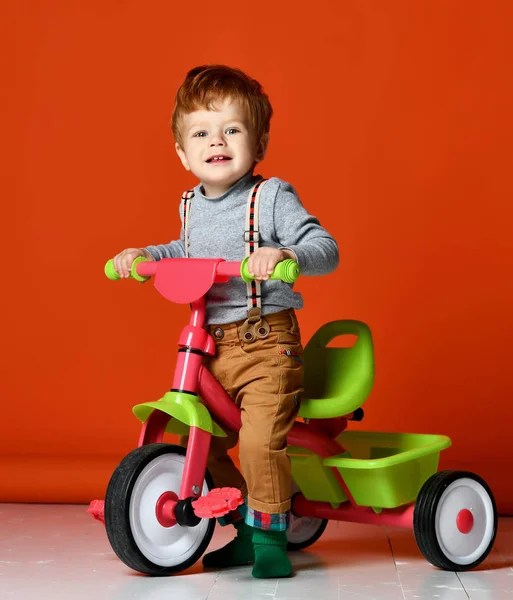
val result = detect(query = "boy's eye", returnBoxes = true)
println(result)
[193,131,207,137]
[226,128,239,135]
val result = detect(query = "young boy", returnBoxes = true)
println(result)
[112,65,339,578]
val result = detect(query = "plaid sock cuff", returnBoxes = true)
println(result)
[245,507,290,531]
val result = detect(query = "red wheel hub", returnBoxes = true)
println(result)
[155,491,179,528]
[456,508,474,534]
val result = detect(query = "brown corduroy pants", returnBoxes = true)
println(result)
[180,309,304,515]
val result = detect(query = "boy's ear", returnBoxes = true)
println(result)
[175,143,190,171]
[255,133,269,162]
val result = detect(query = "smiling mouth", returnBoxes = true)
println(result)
[206,156,232,163]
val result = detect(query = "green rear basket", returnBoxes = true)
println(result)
[289,431,451,509]
[328,431,451,508]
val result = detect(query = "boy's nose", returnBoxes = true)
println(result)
[210,133,226,146]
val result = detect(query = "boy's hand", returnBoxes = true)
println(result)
[113,248,153,279]
[247,247,295,280]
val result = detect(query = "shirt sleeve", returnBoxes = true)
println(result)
[143,200,187,260]
[273,180,339,276]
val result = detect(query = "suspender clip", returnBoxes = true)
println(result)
[244,230,260,242]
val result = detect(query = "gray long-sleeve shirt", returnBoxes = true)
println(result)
[145,171,339,324]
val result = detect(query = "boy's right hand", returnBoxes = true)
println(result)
[112,248,153,279]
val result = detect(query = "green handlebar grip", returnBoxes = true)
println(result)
[104,259,120,280]
[273,259,301,282]
[104,256,149,282]
[240,257,300,283]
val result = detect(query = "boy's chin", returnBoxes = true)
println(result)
[202,173,241,187]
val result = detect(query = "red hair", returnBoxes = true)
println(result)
[171,65,273,147]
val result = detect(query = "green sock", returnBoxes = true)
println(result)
[252,529,293,579]
[202,519,255,569]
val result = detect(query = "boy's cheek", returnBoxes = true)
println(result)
[175,143,190,170]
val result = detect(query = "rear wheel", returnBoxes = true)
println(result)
[287,512,328,551]
[413,470,497,571]
[105,443,215,575]
[287,482,328,551]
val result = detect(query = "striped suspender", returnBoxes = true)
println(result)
[182,189,194,258]
[181,179,269,338]
[244,179,267,313]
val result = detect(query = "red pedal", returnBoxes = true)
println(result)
[88,499,105,524]
[191,488,243,518]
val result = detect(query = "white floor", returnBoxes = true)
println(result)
[0,504,511,600]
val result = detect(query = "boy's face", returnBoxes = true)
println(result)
[176,98,267,197]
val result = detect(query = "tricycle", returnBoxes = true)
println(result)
[90,256,497,575]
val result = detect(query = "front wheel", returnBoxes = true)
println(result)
[105,443,215,576]
[413,470,497,571]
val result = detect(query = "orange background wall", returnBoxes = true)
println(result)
[2,1,513,514]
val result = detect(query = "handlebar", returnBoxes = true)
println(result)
[104,256,300,284]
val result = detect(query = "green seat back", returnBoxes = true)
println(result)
[298,320,375,420]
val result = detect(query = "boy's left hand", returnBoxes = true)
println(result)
[247,247,295,280]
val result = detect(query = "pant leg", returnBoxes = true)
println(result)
[229,310,304,526]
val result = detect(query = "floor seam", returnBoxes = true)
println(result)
[455,572,471,599]
[386,532,407,600]
[205,570,221,599]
